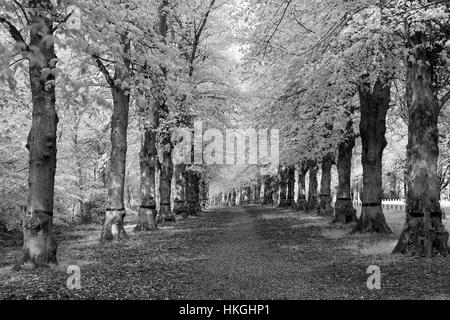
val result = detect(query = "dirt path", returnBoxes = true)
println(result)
[185,206,310,299]
[0,205,449,299]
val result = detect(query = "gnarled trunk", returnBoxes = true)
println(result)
[307,163,318,210]
[353,78,391,234]
[393,33,448,257]
[334,128,357,223]
[22,4,58,265]
[318,154,334,216]
[102,85,130,241]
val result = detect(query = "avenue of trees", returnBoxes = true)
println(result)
[223,0,450,257]
[0,0,237,266]
[0,0,449,268]
[210,0,450,258]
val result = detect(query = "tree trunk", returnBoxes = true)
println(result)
[393,33,449,257]
[353,78,391,234]
[22,4,58,265]
[307,163,318,210]
[153,0,174,223]
[200,177,208,210]
[238,188,243,205]
[262,176,273,205]
[254,179,262,204]
[278,166,288,207]
[272,174,280,207]
[134,100,158,232]
[296,163,307,210]
[334,131,357,223]
[101,86,130,241]
[159,146,174,222]
[247,185,253,204]
[287,166,295,206]
[173,164,188,217]
[232,189,237,206]
[186,170,200,215]
[318,154,334,216]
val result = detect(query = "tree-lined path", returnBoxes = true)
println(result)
[1,0,450,301]
[1,205,448,299]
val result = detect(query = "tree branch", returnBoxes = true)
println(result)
[52,11,74,32]
[0,16,29,51]
[440,89,450,107]
[13,0,29,23]
[92,54,115,88]
[189,0,216,77]
[292,10,315,34]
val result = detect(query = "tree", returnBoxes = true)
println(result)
[134,97,159,231]
[296,162,308,210]
[317,153,334,216]
[0,0,71,265]
[352,77,392,233]
[392,0,450,256]
[307,161,318,210]
[334,121,357,223]
[286,165,295,206]
[262,175,273,205]
[278,165,288,207]
[82,10,133,240]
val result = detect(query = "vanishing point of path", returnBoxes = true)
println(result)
[0,205,449,299]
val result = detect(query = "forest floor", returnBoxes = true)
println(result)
[0,205,449,300]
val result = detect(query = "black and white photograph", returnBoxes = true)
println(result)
[0,0,449,309]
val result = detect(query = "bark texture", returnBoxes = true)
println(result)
[393,32,449,257]
[353,78,391,234]
[102,84,130,241]
[22,1,59,266]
